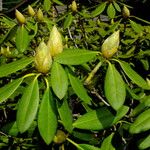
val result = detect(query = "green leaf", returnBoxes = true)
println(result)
[57,97,73,133]
[68,71,91,105]
[0,78,23,103]
[64,13,73,29]
[129,20,143,33]
[113,106,129,124]
[100,133,115,150]
[43,0,51,12]
[107,3,116,19]
[16,25,30,53]
[79,144,100,150]
[0,25,17,46]
[51,62,68,99]
[54,49,98,65]
[52,0,64,6]
[73,107,114,130]
[113,2,121,12]
[17,77,39,133]
[38,88,57,145]
[118,61,150,90]
[104,63,126,110]
[0,57,33,78]
[129,108,150,134]
[138,134,150,150]
[91,2,107,17]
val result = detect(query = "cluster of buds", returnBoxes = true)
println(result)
[34,26,63,74]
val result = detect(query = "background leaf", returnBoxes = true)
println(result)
[79,144,100,150]
[38,88,57,145]
[138,134,150,150]
[54,49,98,65]
[64,13,73,29]
[0,78,23,103]
[104,63,126,110]
[17,77,39,133]
[0,57,33,78]
[51,62,68,99]
[107,3,116,19]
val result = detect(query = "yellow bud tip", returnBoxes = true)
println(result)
[15,9,26,24]
[37,8,44,22]
[47,25,63,57]
[71,0,77,12]
[122,5,130,18]
[28,5,35,17]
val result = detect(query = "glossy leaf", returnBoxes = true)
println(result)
[113,106,129,124]
[0,57,33,78]
[51,62,68,99]
[129,108,150,134]
[138,134,150,150]
[91,2,107,17]
[57,97,73,133]
[38,88,57,145]
[0,78,23,103]
[68,71,91,105]
[100,133,115,150]
[104,63,126,110]
[17,77,39,133]
[64,13,73,29]
[79,144,100,150]
[107,3,116,19]
[119,61,150,90]
[113,2,121,12]
[16,25,30,53]
[54,49,98,65]
[73,107,114,130]
[129,20,143,33]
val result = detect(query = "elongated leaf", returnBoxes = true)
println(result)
[38,88,57,145]
[129,108,150,134]
[51,62,68,99]
[64,13,73,29]
[57,98,73,133]
[0,57,33,78]
[119,61,150,90]
[0,78,23,103]
[54,49,98,65]
[113,2,121,12]
[79,144,100,150]
[113,106,129,124]
[0,25,17,46]
[73,107,114,130]
[129,20,143,33]
[16,25,30,53]
[91,2,107,17]
[43,0,51,12]
[53,0,64,5]
[138,134,150,150]
[17,77,39,133]
[104,63,126,110]
[107,3,116,19]
[100,133,115,150]
[68,72,91,105]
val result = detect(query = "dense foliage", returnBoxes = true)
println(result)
[0,0,150,149]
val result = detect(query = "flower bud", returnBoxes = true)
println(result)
[35,41,52,73]
[122,5,130,18]
[28,5,35,17]
[47,26,63,57]
[15,9,26,24]
[37,8,44,22]
[53,130,66,144]
[101,30,120,59]
[71,0,77,12]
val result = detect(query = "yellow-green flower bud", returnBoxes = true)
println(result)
[71,0,77,12]
[122,5,130,18]
[15,9,26,24]
[35,41,52,73]
[47,26,63,57]
[101,30,120,59]
[28,5,35,17]
[53,130,66,144]
[37,8,44,22]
